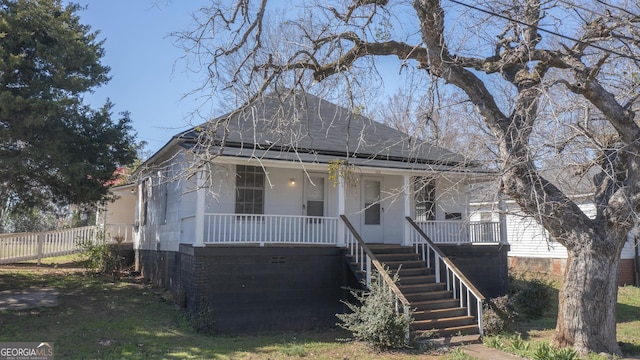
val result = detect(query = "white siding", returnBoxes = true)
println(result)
[506,212,566,258]
[472,200,636,260]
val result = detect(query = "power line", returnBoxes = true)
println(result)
[446,0,640,62]
[554,0,640,30]
[595,0,640,17]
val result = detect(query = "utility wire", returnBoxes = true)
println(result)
[554,0,640,29]
[596,0,640,17]
[447,0,640,62]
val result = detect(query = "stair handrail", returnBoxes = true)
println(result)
[340,215,411,317]
[406,216,486,335]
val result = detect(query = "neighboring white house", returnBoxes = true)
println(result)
[132,92,508,333]
[470,172,639,286]
[97,182,136,243]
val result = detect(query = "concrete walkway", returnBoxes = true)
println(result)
[0,287,59,311]
[459,344,522,359]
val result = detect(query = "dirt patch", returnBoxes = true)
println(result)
[0,287,59,311]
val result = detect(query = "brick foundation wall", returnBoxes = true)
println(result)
[439,244,510,298]
[138,245,348,333]
[619,259,636,286]
[509,256,637,286]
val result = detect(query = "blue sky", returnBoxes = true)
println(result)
[75,1,209,156]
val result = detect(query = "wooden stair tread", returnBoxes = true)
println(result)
[414,324,480,336]
[410,298,460,306]
[413,315,475,325]
[413,307,468,316]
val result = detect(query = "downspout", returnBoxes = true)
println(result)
[498,193,509,246]
[402,175,411,246]
[336,176,346,247]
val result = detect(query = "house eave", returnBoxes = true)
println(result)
[197,145,496,179]
[132,136,183,178]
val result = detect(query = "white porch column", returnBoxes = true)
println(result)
[336,176,346,247]
[194,171,207,247]
[498,193,509,245]
[403,175,412,246]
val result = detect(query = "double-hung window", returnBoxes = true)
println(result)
[235,165,265,214]
[415,177,436,221]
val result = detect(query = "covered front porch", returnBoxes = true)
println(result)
[174,160,503,248]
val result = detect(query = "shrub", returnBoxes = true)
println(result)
[190,298,216,335]
[336,269,412,350]
[483,295,515,335]
[78,237,124,275]
[509,273,553,319]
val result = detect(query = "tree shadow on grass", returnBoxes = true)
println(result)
[0,267,374,359]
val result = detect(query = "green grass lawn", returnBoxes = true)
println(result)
[2,257,639,359]
[483,273,640,359]
[0,257,452,360]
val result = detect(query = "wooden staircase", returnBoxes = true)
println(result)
[347,244,480,338]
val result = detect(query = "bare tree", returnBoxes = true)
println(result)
[372,82,497,162]
[175,0,640,354]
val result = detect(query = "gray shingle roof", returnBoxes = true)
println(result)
[179,92,473,168]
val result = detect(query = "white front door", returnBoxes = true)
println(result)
[304,175,326,218]
[361,178,384,243]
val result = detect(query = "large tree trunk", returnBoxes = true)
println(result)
[553,234,623,355]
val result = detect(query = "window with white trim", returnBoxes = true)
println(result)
[414,177,436,221]
[235,165,265,214]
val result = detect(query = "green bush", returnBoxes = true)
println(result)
[509,273,553,319]
[483,295,515,335]
[78,238,123,275]
[190,298,216,335]
[336,270,412,350]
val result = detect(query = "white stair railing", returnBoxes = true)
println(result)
[406,217,486,335]
[340,215,411,341]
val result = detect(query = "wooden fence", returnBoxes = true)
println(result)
[0,226,99,265]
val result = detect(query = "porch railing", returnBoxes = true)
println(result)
[0,226,98,265]
[196,214,339,245]
[412,220,500,244]
[341,215,411,340]
[406,217,485,335]
[101,223,135,243]
[187,215,500,245]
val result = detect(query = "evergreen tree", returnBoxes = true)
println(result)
[0,0,137,211]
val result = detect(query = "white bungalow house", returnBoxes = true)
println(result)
[133,92,509,335]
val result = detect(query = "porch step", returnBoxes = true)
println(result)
[412,315,476,331]
[410,298,462,311]
[368,245,415,254]
[393,267,433,278]
[398,274,436,285]
[380,259,426,269]
[405,290,452,302]
[413,307,468,321]
[375,253,421,262]
[398,282,446,294]
[415,324,480,338]
[342,242,480,337]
